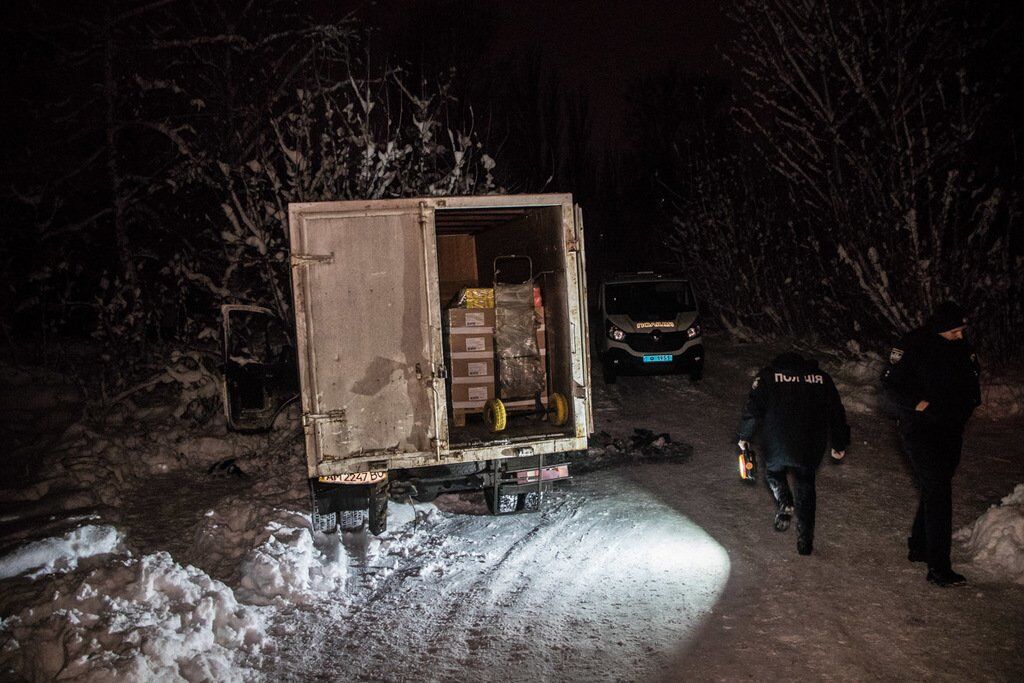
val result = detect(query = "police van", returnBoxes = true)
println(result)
[599,272,703,383]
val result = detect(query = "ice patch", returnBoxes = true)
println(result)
[0,551,266,682]
[0,524,123,580]
[955,484,1024,585]
[238,522,348,606]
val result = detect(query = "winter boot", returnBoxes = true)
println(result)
[926,568,967,587]
[773,504,794,532]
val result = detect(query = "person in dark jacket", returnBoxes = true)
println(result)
[737,352,850,555]
[881,301,981,587]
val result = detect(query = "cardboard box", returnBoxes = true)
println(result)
[449,333,494,355]
[447,307,495,329]
[449,358,495,378]
[436,235,479,306]
[447,307,495,359]
[449,380,495,410]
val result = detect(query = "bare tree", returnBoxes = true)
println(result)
[145,16,499,328]
[3,0,500,383]
[660,0,1022,358]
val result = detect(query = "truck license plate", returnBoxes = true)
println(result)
[318,471,387,485]
[642,354,673,363]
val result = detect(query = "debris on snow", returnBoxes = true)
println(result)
[0,551,266,682]
[574,429,692,473]
[955,484,1024,585]
[207,457,247,478]
[0,525,123,580]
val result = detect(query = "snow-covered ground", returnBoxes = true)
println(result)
[955,484,1024,585]
[2,336,1023,681]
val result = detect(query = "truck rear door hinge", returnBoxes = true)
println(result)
[290,252,335,266]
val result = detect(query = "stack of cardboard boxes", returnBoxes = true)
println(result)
[445,286,550,428]
[447,305,496,426]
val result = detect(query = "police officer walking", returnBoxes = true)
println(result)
[737,352,850,555]
[882,301,981,587]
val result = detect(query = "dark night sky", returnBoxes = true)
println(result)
[488,0,729,143]
[337,0,732,274]
[350,0,730,146]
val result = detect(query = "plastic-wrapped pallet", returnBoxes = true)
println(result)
[494,283,546,399]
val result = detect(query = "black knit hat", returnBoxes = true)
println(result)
[930,301,968,333]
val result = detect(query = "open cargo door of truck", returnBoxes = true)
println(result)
[288,202,446,476]
[220,304,298,432]
[572,205,594,436]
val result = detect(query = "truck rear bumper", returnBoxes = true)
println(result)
[314,434,588,477]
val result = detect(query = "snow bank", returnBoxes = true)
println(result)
[976,379,1024,419]
[189,499,287,580]
[0,525,123,580]
[238,521,347,606]
[234,501,430,605]
[830,354,885,414]
[955,484,1024,585]
[0,551,266,682]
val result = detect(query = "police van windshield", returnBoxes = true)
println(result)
[604,281,695,316]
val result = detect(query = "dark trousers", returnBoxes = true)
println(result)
[765,465,817,540]
[902,429,963,572]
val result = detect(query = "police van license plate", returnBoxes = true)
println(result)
[642,354,673,363]
[318,471,387,485]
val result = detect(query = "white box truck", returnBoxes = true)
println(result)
[221,194,593,533]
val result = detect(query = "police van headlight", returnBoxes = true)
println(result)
[687,323,702,339]
[607,323,626,341]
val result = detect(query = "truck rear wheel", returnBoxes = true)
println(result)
[485,487,522,514]
[338,510,366,531]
